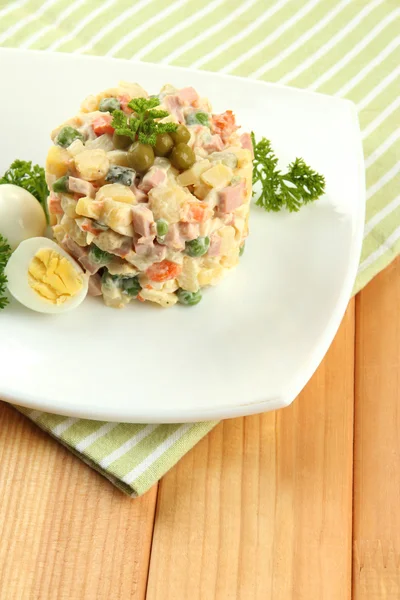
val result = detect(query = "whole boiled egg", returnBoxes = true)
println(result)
[0,184,47,250]
[5,237,89,314]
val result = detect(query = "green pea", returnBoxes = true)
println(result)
[101,271,119,290]
[52,175,69,193]
[185,236,210,257]
[113,132,132,149]
[128,142,154,173]
[56,126,84,148]
[156,219,169,238]
[170,124,190,145]
[177,288,202,306]
[170,143,196,171]
[89,245,113,265]
[121,276,141,297]
[239,242,245,257]
[154,133,174,157]
[99,97,121,113]
[186,111,210,127]
[106,165,135,186]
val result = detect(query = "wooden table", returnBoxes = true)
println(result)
[1,258,399,600]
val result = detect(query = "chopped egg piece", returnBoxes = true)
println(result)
[28,248,83,304]
[5,237,88,314]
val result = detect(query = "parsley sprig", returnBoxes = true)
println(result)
[112,97,178,146]
[0,234,11,310]
[251,132,325,212]
[0,160,49,222]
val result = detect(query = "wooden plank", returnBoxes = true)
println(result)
[147,303,355,600]
[0,404,157,600]
[353,257,400,599]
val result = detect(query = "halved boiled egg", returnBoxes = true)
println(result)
[5,237,89,314]
[0,184,47,250]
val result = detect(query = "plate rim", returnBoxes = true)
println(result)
[0,48,365,423]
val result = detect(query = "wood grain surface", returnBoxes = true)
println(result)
[0,259,399,599]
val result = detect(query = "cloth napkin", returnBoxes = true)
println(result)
[1,0,399,496]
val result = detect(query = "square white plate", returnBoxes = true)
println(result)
[0,48,364,423]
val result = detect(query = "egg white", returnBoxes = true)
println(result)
[0,184,47,250]
[5,237,89,314]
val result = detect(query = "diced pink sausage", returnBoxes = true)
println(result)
[135,235,155,255]
[88,274,103,296]
[203,134,224,152]
[240,133,254,159]
[164,95,185,123]
[164,223,186,250]
[61,235,88,260]
[138,168,167,193]
[132,204,155,238]
[78,254,100,274]
[207,233,222,257]
[177,87,199,105]
[218,181,245,213]
[68,177,96,198]
[179,222,200,241]
[131,185,148,203]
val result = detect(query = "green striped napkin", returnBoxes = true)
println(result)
[1,0,398,496]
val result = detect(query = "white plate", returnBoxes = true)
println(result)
[0,48,364,423]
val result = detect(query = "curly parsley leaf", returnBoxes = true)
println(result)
[111,97,178,146]
[251,132,326,212]
[0,234,11,310]
[0,160,49,222]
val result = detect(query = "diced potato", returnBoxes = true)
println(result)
[96,183,136,204]
[193,183,211,200]
[60,215,88,246]
[52,224,65,243]
[60,194,78,218]
[139,288,178,308]
[201,164,233,188]
[177,256,200,293]
[74,149,110,181]
[217,226,236,255]
[76,197,104,220]
[198,265,226,287]
[107,150,131,167]
[46,146,71,178]
[177,159,210,187]
[67,139,85,157]
[232,216,246,241]
[102,199,133,234]
[236,166,253,199]
[107,259,137,276]
[220,247,240,269]
[85,134,115,152]
[95,230,130,254]
[81,94,99,113]
[149,184,188,224]
[102,285,131,309]
[227,146,252,167]
[118,81,148,98]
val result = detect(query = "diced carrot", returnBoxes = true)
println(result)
[118,94,133,114]
[137,293,145,302]
[145,284,153,290]
[211,110,238,141]
[48,193,63,215]
[92,114,114,136]
[186,202,207,223]
[146,260,182,283]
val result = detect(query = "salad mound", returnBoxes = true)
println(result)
[45,81,253,308]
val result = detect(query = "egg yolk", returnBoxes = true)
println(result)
[28,248,83,304]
